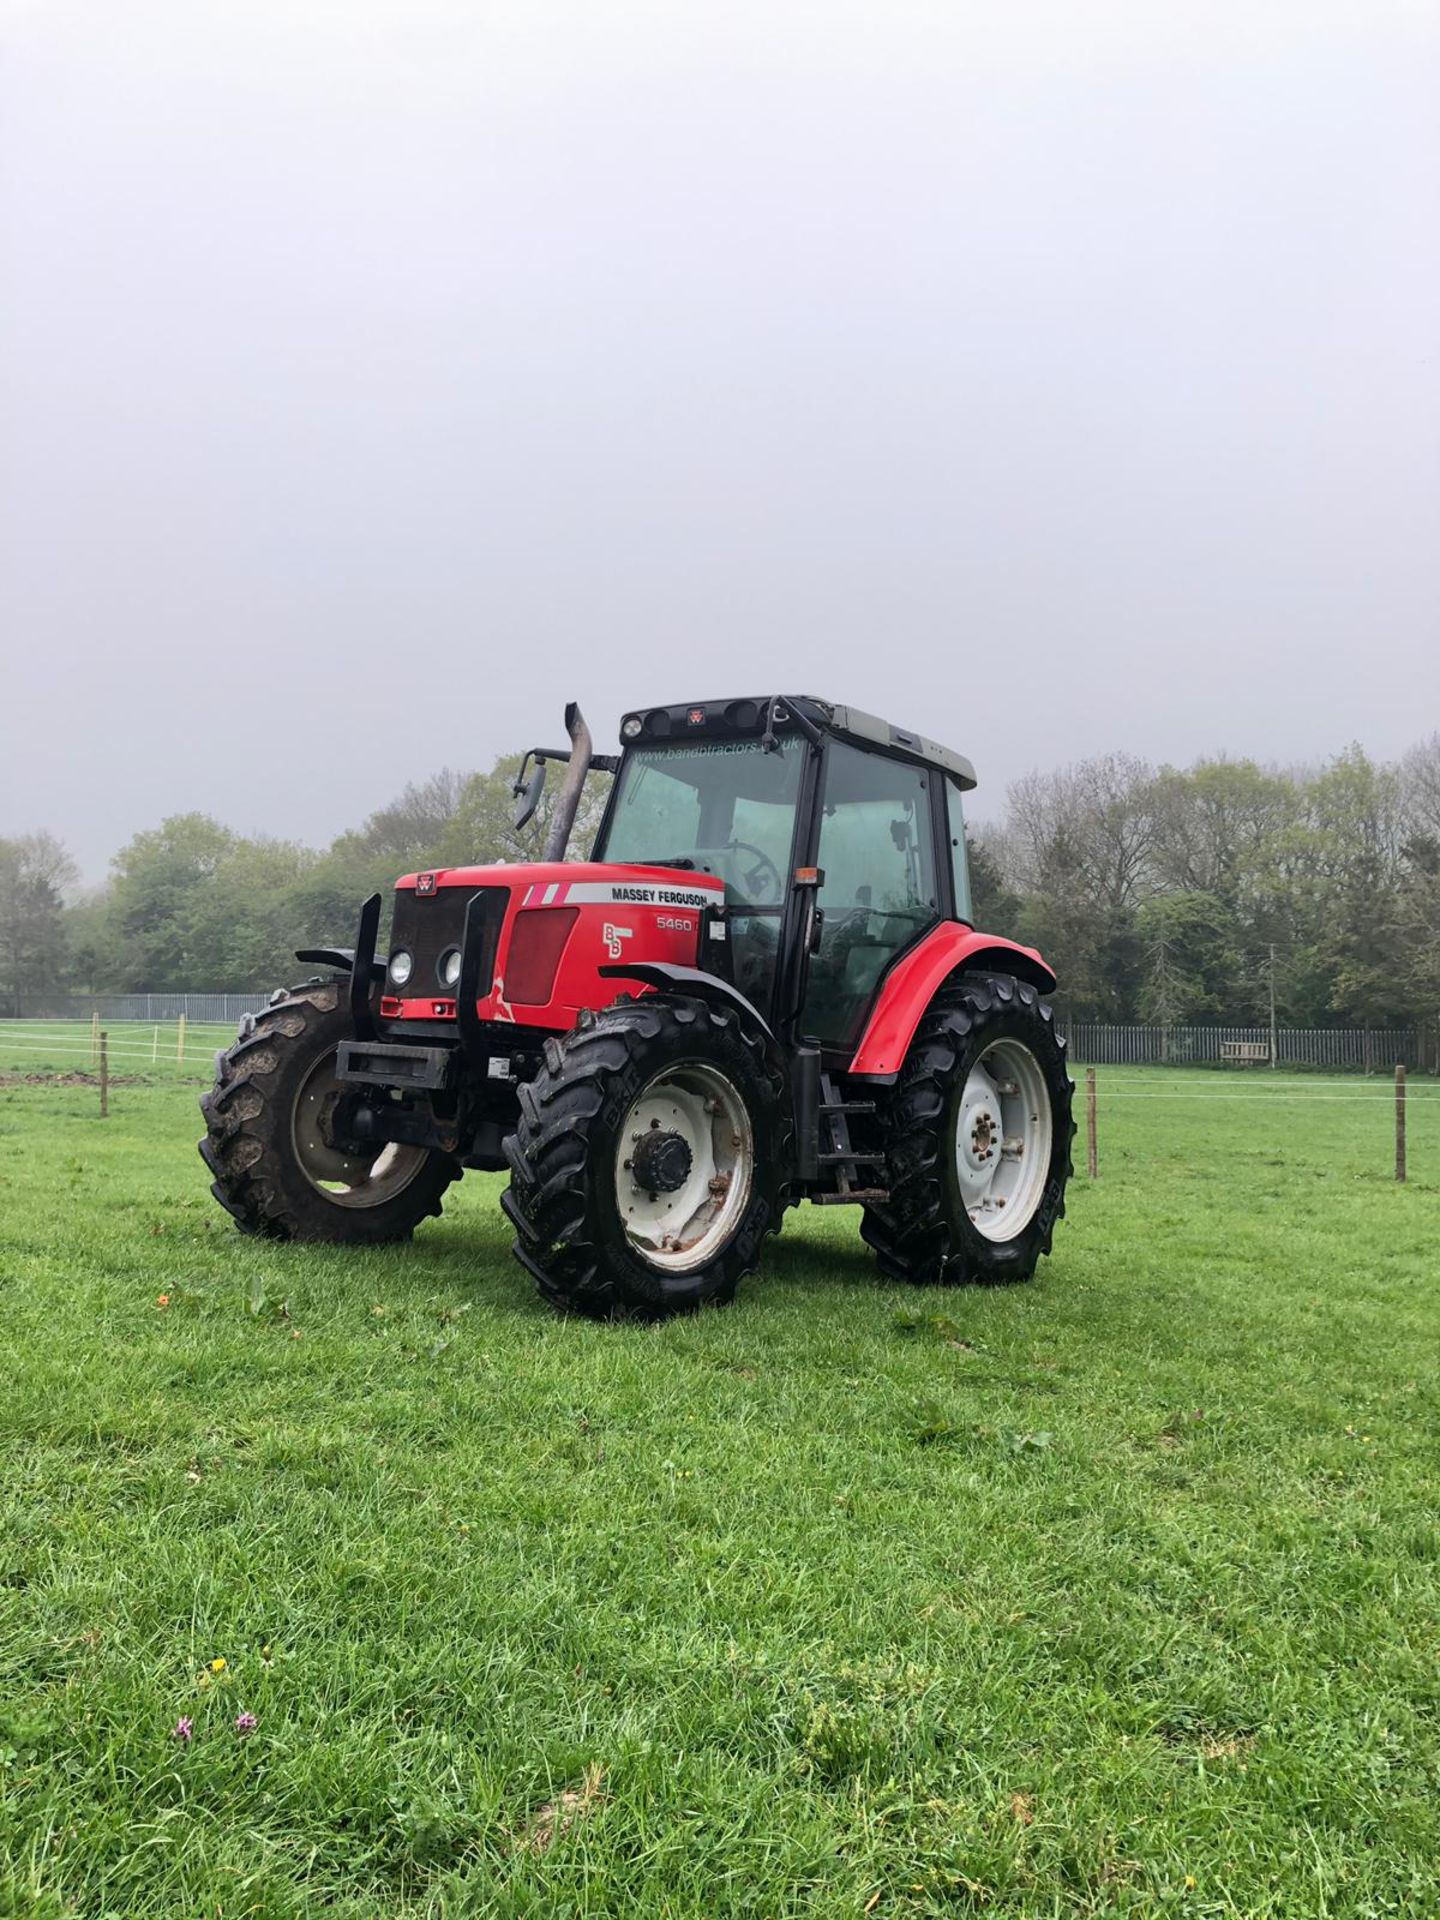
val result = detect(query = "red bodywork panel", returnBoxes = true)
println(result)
[847,923,1057,1077]
[386,863,723,1030]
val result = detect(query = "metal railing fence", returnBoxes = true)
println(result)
[1059,1023,1428,1070]
[0,1002,1433,1072]
[2,992,272,1024]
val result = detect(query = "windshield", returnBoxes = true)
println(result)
[596,736,805,907]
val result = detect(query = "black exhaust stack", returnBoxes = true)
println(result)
[542,702,593,862]
[349,892,382,1041]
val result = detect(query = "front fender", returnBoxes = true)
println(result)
[596,961,776,1044]
[295,945,385,981]
[848,924,1057,1077]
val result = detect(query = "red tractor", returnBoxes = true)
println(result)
[201,697,1074,1317]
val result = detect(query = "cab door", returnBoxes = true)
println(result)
[801,741,941,1048]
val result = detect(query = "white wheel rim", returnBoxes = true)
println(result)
[954,1038,1053,1242]
[614,1062,754,1274]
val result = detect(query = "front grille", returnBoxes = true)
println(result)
[385,885,508,999]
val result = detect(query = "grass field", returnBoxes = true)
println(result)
[1,1029,1437,1918]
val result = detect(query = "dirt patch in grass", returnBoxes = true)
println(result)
[0,1071,149,1087]
[515,1764,606,1854]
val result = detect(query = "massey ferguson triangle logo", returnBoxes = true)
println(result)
[416,873,436,895]
[602,922,633,959]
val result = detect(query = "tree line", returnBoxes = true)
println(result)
[974,737,1440,1028]
[0,759,607,1012]
[2,736,1437,1027]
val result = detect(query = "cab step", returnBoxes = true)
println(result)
[817,1070,889,1204]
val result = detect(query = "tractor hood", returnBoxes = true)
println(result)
[382,862,725,1028]
[394,861,724,910]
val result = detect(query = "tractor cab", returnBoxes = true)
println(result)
[588,695,978,1052]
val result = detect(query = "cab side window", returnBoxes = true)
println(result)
[946,775,974,923]
[803,742,938,1046]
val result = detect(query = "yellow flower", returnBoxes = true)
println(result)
[210,1657,227,1673]
[1185,1875,1197,1891]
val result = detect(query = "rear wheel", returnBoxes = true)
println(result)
[861,972,1074,1286]
[502,996,786,1319]
[199,980,459,1241]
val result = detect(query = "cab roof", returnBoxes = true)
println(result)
[618,695,977,790]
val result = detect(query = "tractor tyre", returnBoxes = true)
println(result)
[861,972,1074,1287]
[501,996,786,1320]
[199,979,459,1241]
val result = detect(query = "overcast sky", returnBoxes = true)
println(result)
[2,0,1437,881]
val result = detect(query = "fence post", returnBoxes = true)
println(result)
[177,1012,186,1064]
[90,1009,100,1066]
[1085,1067,1098,1179]
[1268,942,1278,1068]
[1396,1064,1406,1184]
[99,1032,109,1119]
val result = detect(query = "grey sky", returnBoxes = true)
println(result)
[3,0,1438,881]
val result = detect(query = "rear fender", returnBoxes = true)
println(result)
[848,924,1057,1077]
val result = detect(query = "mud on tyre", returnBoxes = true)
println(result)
[501,995,786,1320]
[199,980,459,1241]
[861,972,1074,1287]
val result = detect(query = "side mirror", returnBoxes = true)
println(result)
[512,760,547,831]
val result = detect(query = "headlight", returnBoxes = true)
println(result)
[621,714,643,739]
[387,948,414,986]
[438,947,462,988]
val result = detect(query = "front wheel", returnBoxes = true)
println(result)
[199,980,459,1241]
[861,973,1074,1286]
[501,996,786,1319]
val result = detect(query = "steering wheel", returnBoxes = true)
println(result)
[727,839,784,905]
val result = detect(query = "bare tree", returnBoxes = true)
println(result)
[337,769,471,863]
[1400,733,1440,841]
[1002,753,1156,909]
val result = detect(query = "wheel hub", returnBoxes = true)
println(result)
[614,1063,754,1273]
[962,1100,999,1170]
[630,1126,693,1195]
[290,1047,428,1208]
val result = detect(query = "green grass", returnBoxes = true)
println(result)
[1,1034,1437,1918]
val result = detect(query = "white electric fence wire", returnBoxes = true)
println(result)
[0,1038,210,1065]
[3,1028,235,1037]
[3,1025,235,1037]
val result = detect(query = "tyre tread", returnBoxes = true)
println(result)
[861,972,1075,1288]
[503,995,783,1320]
[198,980,459,1243]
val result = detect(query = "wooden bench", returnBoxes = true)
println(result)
[1220,1040,1271,1063]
